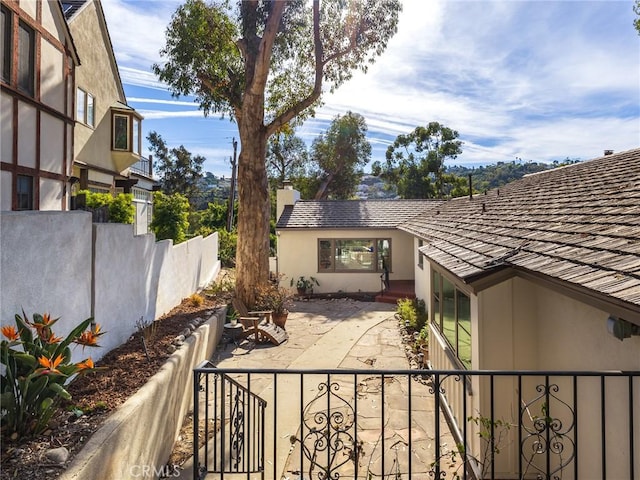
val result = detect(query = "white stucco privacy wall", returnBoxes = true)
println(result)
[1,212,220,363]
[1,211,93,342]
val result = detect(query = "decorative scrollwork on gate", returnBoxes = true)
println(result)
[520,382,575,479]
[290,381,362,479]
[229,390,245,469]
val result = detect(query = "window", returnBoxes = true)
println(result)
[76,88,85,122]
[16,175,33,210]
[76,89,95,127]
[1,6,11,83]
[17,21,34,96]
[318,238,391,273]
[86,93,94,127]
[417,239,424,269]
[113,114,129,150]
[432,269,471,369]
[132,117,140,154]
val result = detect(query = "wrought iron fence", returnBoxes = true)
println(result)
[193,365,639,480]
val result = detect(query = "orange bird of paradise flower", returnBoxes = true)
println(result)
[75,326,102,348]
[38,354,64,375]
[76,358,94,370]
[1,325,20,342]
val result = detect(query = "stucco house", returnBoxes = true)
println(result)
[275,186,442,296]
[275,149,639,478]
[63,0,155,233]
[1,0,79,210]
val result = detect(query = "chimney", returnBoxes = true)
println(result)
[604,149,614,156]
[276,181,300,221]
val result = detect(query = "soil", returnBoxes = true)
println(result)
[0,294,224,480]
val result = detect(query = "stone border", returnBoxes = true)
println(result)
[60,307,226,480]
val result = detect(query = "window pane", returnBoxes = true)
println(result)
[418,239,424,268]
[16,175,33,210]
[86,94,94,127]
[76,89,85,122]
[113,115,129,150]
[318,240,333,271]
[431,270,440,326]
[18,22,34,95]
[457,291,471,369]
[442,277,456,352]
[335,239,374,271]
[132,117,139,154]
[1,7,11,82]
[377,239,390,272]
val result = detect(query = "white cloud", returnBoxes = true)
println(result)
[102,0,639,173]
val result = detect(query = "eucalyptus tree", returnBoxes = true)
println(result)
[153,0,401,303]
[312,111,371,199]
[372,122,463,199]
[266,126,309,189]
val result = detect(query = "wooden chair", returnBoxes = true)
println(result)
[231,298,288,346]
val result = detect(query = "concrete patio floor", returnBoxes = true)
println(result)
[177,298,456,480]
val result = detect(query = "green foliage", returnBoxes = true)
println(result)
[267,127,310,190]
[254,283,293,315]
[151,191,190,243]
[108,193,135,224]
[217,228,238,267]
[290,276,320,292]
[77,190,134,224]
[635,0,640,34]
[1,312,103,439]
[396,298,427,332]
[311,111,371,199]
[147,131,205,205]
[373,122,463,199]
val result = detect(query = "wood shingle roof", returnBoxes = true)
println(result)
[400,148,640,311]
[277,199,443,229]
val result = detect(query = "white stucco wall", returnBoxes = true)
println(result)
[40,38,65,112]
[1,172,11,210]
[1,212,220,364]
[40,113,65,175]
[276,228,415,293]
[39,177,63,210]
[17,103,37,169]
[1,92,12,164]
[0,211,93,359]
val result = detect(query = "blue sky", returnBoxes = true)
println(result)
[101,0,640,178]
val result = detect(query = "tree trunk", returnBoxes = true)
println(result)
[235,92,270,307]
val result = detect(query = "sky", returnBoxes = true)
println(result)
[100,0,640,178]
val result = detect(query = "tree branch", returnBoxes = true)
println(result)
[266,0,323,137]
[251,1,287,95]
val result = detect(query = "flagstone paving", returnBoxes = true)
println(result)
[179,298,456,480]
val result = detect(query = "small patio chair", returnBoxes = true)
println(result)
[231,298,288,346]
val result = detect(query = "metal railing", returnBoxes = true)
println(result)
[129,157,153,178]
[193,366,639,480]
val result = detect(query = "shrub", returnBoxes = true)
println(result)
[217,229,238,267]
[151,191,190,243]
[396,298,428,332]
[189,293,204,307]
[77,190,134,224]
[1,312,104,439]
[108,193,134,224]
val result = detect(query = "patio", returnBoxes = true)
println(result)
[182,299,639,480]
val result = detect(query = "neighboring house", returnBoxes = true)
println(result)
[63,0,155,233]
[275,186,441,294]
[0,0,80,210]
[400,147,640,478]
